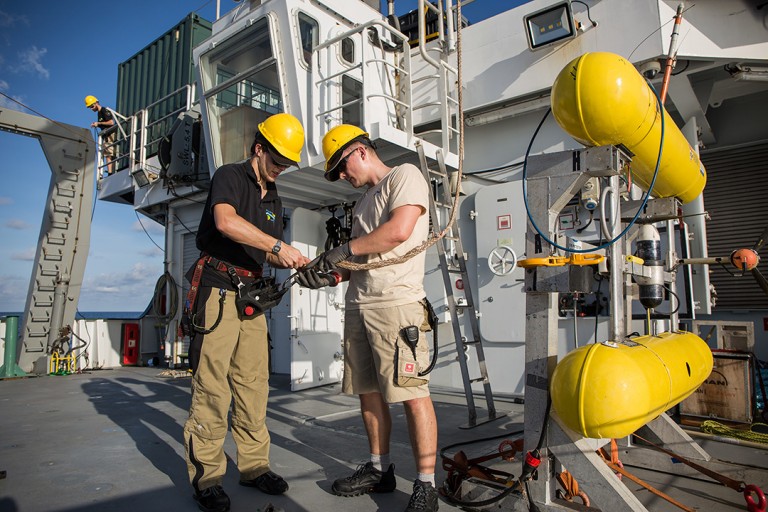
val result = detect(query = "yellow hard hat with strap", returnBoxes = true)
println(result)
[84,95,98,108]
[258,113,305,164]
[322,124,370,181]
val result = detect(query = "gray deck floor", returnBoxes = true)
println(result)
[0,367,766,512]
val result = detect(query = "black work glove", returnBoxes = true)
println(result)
[296,268,338,289]
[308,243,352,273]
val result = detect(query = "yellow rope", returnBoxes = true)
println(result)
[700,420,768,445]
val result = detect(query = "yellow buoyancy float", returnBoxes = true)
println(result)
[550,331,713,439]
[551,52,706,204]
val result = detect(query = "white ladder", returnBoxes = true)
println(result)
[417,144,503,428]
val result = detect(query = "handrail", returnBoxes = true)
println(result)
[311,18,411,140]
[97,83,196,184]
[313,19,407,54]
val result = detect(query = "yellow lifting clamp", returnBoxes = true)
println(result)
[516,256,570,268]
[517,254,605,268]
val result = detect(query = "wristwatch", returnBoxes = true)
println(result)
[271,239,282,254]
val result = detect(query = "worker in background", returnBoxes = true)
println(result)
[183,113,310,512]
[84,95,115,176]
[297,124,440,512]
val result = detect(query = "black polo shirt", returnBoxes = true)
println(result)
[97,107,114,132]
[194,160,283,289]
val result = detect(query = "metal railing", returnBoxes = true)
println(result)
[311,20,413,145]
[96,84,197,185]
[310,7,459,158]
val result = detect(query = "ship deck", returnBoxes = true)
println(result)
[0,367,766,512]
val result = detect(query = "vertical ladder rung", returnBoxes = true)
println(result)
[416,142,502,429]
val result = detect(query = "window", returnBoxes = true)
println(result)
[341,38,355,65]
[199,18,285,166]
[342,75,363,127]
[298,13,318,68]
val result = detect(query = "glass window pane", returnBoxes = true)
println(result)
[341,38,355,65]
[298,13,318,67]
[199,18,285,166]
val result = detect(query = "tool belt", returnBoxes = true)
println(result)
[182,254,266,335]
[234,277,289,319]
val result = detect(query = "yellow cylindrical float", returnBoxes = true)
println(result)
[551,331,713,439]
[551,52,706,204]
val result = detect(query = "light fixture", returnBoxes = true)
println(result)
[465,96,551,126]
[726,63,768,82]
[524,1,576,51]
[131,168,151,188]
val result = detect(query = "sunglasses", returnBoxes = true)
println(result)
[337,146,361,174]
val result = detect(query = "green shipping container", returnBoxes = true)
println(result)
[116,12,212,137]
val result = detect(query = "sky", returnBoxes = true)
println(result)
[0,0,519,313]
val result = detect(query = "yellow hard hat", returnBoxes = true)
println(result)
[258,113,305,164]
[322,124,369,181]
[84,95,98,108]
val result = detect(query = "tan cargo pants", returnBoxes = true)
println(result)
[184,287,272,491]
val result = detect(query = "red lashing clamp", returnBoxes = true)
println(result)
[329,271,342,287]
[744,484,767,512]
[525,451,541,469]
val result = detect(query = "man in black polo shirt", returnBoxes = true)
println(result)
[183,113,310,512]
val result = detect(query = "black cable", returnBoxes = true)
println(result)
[464,161,524,176]
[135,211,164,251]
[439,429,525,460]
[652,284,681,316]
[174,213,197,234]
[439,429,525,508]
[152,271,179,327]
[571,0,597,27]
[671,59,690,75]
[575,210,594,233]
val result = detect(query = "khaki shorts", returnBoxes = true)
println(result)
[342,300,433,403]
[102,131,116,157]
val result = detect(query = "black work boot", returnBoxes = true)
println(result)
[331,462,396,497]
[405,480,439,512]
[193,484,230,512]
[239,470,289,495]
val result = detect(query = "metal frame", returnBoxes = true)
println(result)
[0,109,95,374]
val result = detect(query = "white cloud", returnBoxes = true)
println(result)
[132,218,165,235]
[5,218,31,230]
[0,197,12,205]
[139,247,164,257]
[79,261,162,311]
[0,80,25,111]
[0,274,28,312]
[14,46,49,80]
[0,11,29,28]
[0,92,25,111]
[10,248,35,261]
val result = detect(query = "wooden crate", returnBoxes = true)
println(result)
[679,352,754,424]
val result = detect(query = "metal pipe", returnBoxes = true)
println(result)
[165,204,175,367]
[418,0,441,68]
[608,175,625,341]
[48,275,69,351]
[660,3,685,102]
[666,219,679,330]
[1,316,27,378]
